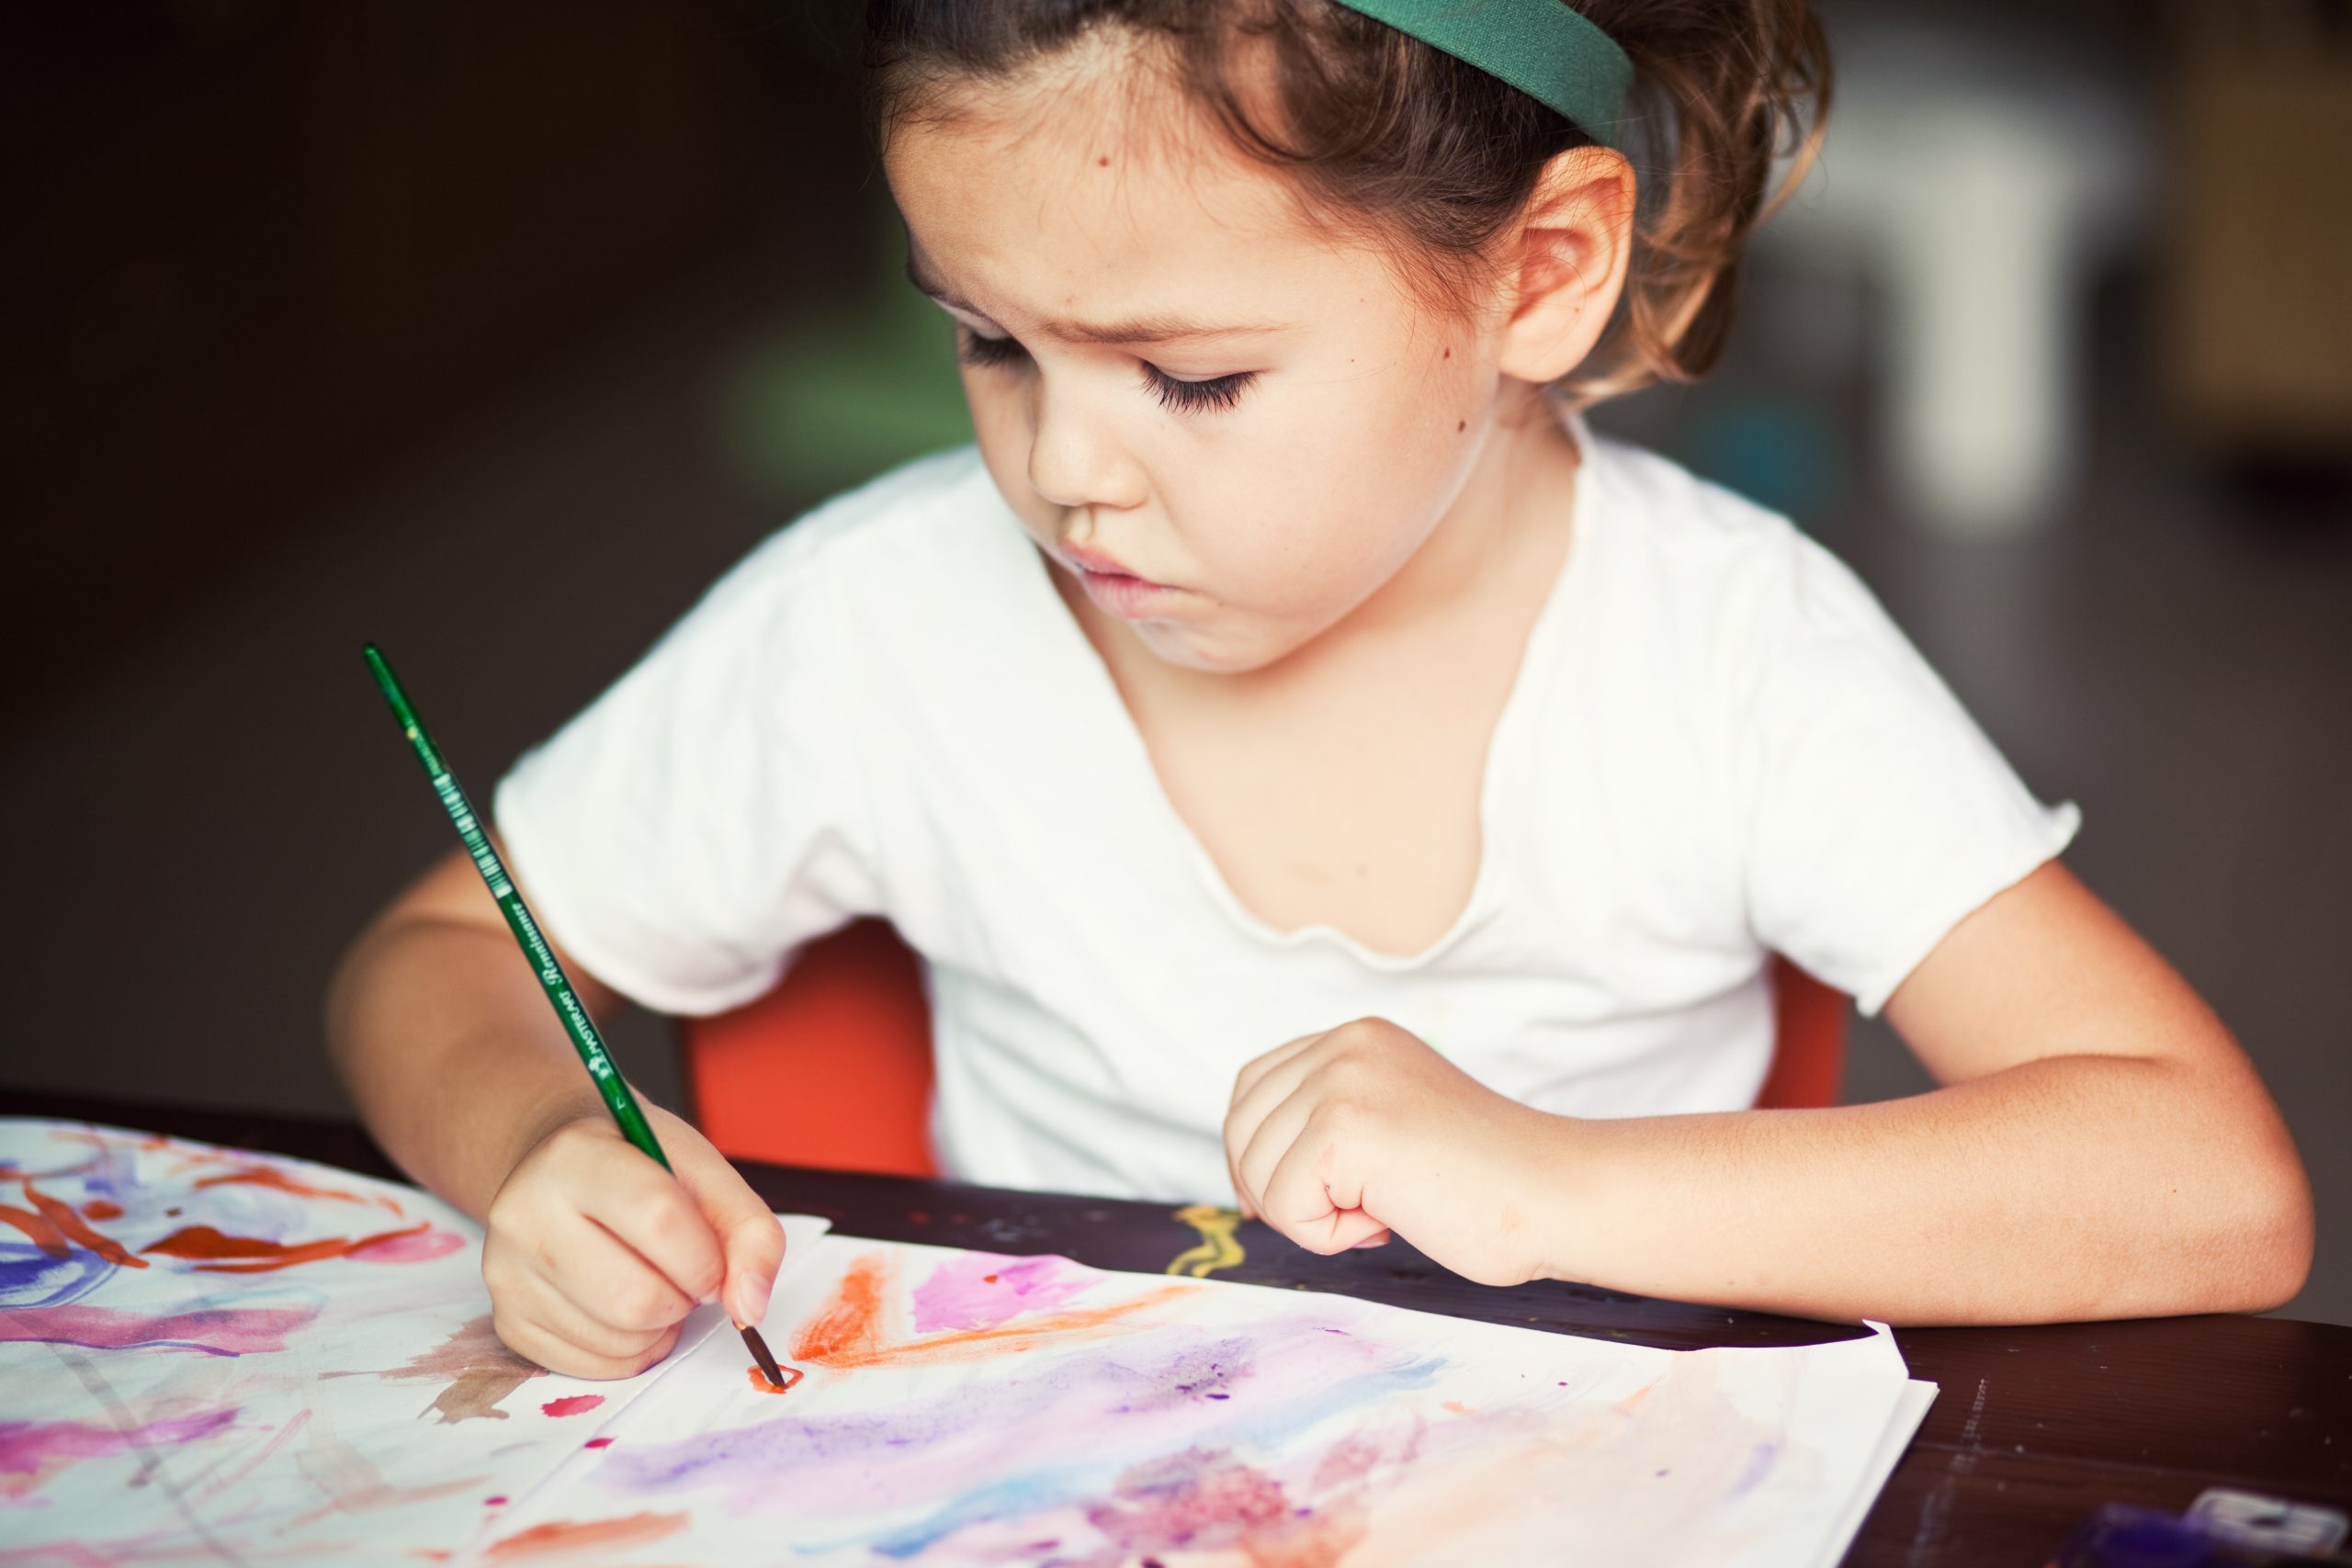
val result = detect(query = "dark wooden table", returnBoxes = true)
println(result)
[6,1088,2346,1565]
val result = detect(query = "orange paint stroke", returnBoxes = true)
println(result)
[0,1203,70,1258]
[746,1364,804,1394]
[195,1165,403,1213]
[483,1511,687,1562]
[789,1249,1190,1372]
[81,1200,122,1220]
[143,1222,433,1272]
[24,1180,145,1268]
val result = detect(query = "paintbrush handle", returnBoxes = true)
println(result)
[362,644,672,1173]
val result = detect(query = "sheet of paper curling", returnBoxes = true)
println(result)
[1,1118,1932,1566]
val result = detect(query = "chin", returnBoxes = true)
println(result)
[1133,621,1295,676]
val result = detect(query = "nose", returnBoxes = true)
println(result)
[1024,371,1147,514]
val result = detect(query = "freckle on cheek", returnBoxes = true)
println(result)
[1457,420,1466,433]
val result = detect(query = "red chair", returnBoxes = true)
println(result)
[683,919,1849,1177]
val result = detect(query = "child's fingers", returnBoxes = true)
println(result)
[1233,1092,1317,1219]
[565,1144,729,1310]
[530,1204,700,1335]
[1260,1127,1385,1256]
[488,1251,680,1367]
[1227,1029,1329,1116]
[657,1118,786,1325]
[495,1300,683,1382]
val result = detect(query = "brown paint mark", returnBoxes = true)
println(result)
[22,1181,144,1268]
[483,1511,687,1562]
[328,1313,547,1423]
[81,1199,122,1220]
[746,1364,804,1394]
[790,1249,1190,1372]
[289,1422,487,1526]
[195,1165,402,1212]
[143,1221,433,1272]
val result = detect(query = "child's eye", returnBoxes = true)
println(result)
[1140,362,1255,415]
[956,329,1030,370]
[955,327,1253,416]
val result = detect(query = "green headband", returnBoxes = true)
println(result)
[1330,0,1633,149]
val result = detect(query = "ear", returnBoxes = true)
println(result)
[1494,146,1636,385]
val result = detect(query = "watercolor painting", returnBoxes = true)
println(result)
[481,1239,1933,1567]
[0,1117,825,1565]
[3,1117,1930,1566]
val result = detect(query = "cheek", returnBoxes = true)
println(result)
[1176,357,1483,596]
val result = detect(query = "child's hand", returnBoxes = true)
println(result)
[481,1103,785,1379]
[1223,1019,1567,1288]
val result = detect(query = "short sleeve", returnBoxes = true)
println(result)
[493,524,885,1017]
[1731,529,2080,1016]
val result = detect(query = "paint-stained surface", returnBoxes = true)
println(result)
[1,1116,1926,1565]
[484,1236,1933,1566]
[0,1117,821,1565]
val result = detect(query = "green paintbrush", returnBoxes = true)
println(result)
[362,643,791,1391]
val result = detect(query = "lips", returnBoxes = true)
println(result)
[1056,542,1162,589]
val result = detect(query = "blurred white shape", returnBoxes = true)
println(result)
[1759,21,2151,535]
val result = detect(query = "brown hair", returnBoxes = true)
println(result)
[865,0,1830,409]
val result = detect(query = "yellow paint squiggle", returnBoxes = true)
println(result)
[1165,1203,1245,1279]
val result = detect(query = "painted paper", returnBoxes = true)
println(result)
[2,1118,1931,1566]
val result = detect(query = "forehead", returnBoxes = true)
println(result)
[881,38,1379,338]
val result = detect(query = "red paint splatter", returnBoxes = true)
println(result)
[983,1273,999,1284]
[0,1201,69,1257]
[81,1200,122,1220]
[6,1182,145,1269]
[539,1394,605,1418]
[196,1166,401,1211]
[746,1364,804,1394]
[142,1221,438,1272]
[484,1495,508,1506]
[905,1209,930,1225]
[583,1437,613,1450]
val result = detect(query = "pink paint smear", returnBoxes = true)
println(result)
[0,1303,319,1357]
[539,1395,605,1418]
[911,1252,1097,1334]
[0,1409,238,1481]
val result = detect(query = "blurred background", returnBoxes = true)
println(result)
[4,1,2346,1321]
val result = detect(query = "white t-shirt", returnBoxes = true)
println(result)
[495,419,2079,1204]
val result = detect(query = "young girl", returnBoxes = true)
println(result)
[328,0,2313,1381]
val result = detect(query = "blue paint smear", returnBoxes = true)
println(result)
[0,1243,113,1310]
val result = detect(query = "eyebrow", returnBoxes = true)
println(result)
[904,254,1283,347]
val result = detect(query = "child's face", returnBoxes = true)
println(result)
[884,55,1519,674]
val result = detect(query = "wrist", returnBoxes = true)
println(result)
[1521,1105,1598,1284]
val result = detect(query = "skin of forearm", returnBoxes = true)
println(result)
[325,917,611,1220]
[1538,1055,2313,1325]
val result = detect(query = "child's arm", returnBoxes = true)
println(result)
[327,846,786,1375]
[1223,860,2313,1324]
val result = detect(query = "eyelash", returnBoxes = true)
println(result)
[955,328,1256,415]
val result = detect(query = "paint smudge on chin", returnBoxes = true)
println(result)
[539,1394,605,1418]
[329,1314,546,1423]
[142,1221,447,1272]
[482,1510,686,1562]
[0,1303,320,1356]
[912,1252,1094,1333]
[746,1365,803,1394]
